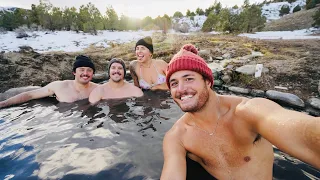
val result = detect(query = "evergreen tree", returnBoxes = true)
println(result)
[173,11,184,18]
[0,11,15,30]
[240,4,266,32]
[78,3,103,34]
[63,7,78,31]
[51,7,63,30]
[186,9,192,16]
[105,6,118,31]
[141,16,153,29]
[279,5,290,16]
[215,2,222,14]
[118,14,129,30]
[13,8,29,29]
[37,0,53,29]
[293,5,301,13]
[205,6,214,16]
[29,4,40,25]
[202,13,218,31]
[196,8,205,15]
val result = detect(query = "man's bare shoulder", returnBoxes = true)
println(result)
[234,97,282,124]
[89,82,99,89]
[45,80,71,89]
[125,82,143,96]
[165,116,188,139]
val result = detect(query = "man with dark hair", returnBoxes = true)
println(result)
[0,55,98,108]
[89,58,143,103]
[161,44,320,179]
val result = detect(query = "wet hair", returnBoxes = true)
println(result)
[107,58,126,77]
[73,55,95,73]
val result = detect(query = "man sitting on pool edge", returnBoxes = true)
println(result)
[89,58,143,104]
[160,44,320,179]
[0,55,98,109]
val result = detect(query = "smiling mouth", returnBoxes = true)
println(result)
[81,76,90,79]
[137,54,144,59]
[181,95,193,101]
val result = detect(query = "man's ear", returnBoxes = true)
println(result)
[205,79,212,88]
[72,72,76,76]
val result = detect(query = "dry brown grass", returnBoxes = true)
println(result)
[263,8,319,31]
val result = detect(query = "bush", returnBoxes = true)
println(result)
[306,0,320,9]
[312,9,320,27]
[288,0,296,3]
[293,5,301,13]
[279,5,290,16]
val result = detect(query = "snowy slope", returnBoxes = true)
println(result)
[172,15,207,32]
[238,28,320,39]
[0,30,154,53]
[261,0,306,21]
[0,6,17,12]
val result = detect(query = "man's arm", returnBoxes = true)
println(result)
[88,86,102,104]
[129,61,140,88]
[0,82,56,109]
[161,129,187,180]
[238,98,320,169]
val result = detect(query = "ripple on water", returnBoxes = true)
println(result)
[0,92,319,179]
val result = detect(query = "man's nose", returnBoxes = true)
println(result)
[177,81,186,92]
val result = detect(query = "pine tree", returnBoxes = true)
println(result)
[196,8,205,15]
[186,9,192,16]
[293,5,301,13]
[63,7,78,31]
[51,7,63,30]
[202,13,218,32]
[280,5,290,16]
[173,11,183,18]
[105,6,119,31]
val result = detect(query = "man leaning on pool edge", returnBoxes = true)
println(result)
[160,44,320,180]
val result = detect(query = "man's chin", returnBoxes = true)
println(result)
[111,78,122,83]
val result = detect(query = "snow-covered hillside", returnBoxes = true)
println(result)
[172,15,207,32]
[261,0,306,21]
[0,30,154,52]
[0,6,17,12]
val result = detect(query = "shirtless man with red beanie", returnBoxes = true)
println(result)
[161,44,320,179]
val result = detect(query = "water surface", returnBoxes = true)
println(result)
[0,91,319,180]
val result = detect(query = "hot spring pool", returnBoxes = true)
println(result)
[0,90,319,180]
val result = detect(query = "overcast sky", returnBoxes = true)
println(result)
[0,0,264,18]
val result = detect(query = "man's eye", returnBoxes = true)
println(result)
[186,78,193,81]
[171,82,178,87]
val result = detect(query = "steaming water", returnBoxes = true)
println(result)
[0,91,319,180]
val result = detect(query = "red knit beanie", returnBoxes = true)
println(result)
[166,44,213,89]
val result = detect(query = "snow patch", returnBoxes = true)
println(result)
[172,15,207,32]
[238,28,320,39]
[261,0,306,22]
[0,30,154,53]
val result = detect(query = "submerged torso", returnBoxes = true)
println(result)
[54,81,96,102]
